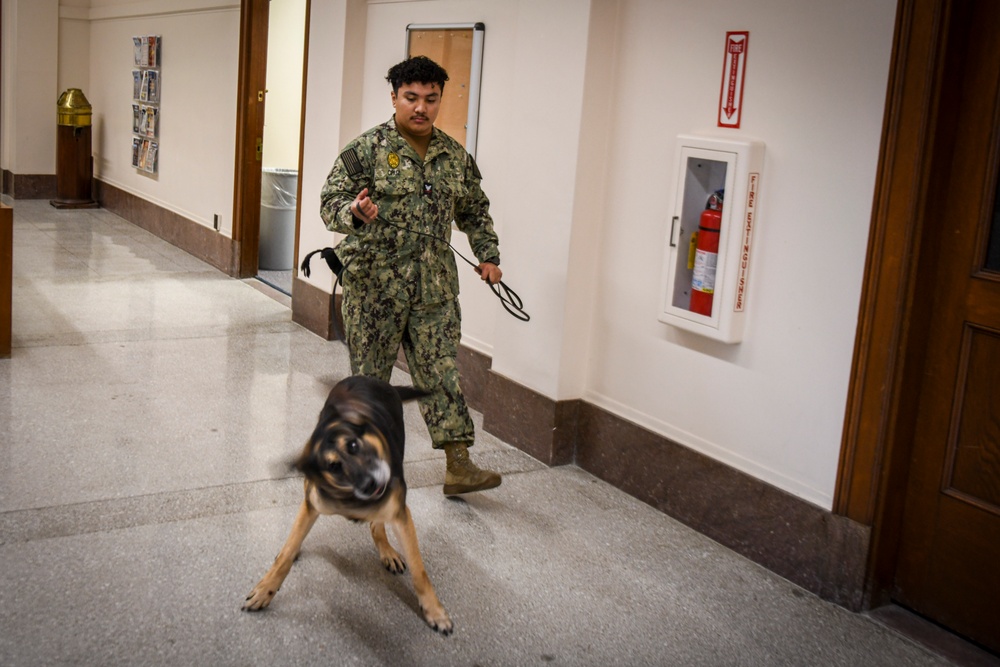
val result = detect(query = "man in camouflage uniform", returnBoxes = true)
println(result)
[319,56,502,495]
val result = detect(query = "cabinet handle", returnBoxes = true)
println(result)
[669,216,679,247]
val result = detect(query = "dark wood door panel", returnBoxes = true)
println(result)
[944,325,1000,514]
[891,0,1000,652]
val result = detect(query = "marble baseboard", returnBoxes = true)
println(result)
[1,204,12,358]
[481,375,578,467]
[460,352,867,609]
[2,171,57,200]
[95,180,236,274]
[291,276,342,341]
[572,401,869,609]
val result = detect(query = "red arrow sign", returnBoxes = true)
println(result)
[718,31,749,128]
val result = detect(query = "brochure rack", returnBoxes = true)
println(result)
[131,35,161,174]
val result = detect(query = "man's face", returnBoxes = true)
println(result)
[391,81,442,138]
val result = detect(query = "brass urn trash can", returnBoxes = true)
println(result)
[50,88,98,209]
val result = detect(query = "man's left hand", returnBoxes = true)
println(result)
[475,262,502,285]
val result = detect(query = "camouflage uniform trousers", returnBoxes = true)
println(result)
[342,267,475,449]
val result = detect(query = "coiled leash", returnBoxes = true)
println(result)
[301,215,530,323]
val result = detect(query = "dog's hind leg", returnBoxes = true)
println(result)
[243,496,319,611]
[370,522,407,574]
[390,506,453,635]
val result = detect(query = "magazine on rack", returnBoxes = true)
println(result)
[145,141,158,173]
[147,35,160,68]
[133,36,145,67]
[147,71,159,103]
[143,106,158,138]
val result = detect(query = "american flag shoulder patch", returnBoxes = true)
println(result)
[339,147,364,177]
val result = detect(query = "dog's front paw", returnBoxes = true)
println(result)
[421,603,453,636]
[380,550,407,574]
[242,582,278,612]
[374,541,407,574]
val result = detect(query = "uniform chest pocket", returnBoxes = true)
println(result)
[436,176,467,200]
[424,152,467,194]
[373,173,416,198]
[371,172,417,230]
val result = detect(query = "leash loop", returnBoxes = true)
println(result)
[299,215,531,324]
[372,215,530,322]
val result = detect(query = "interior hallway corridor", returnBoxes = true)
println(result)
[0,199,985,666]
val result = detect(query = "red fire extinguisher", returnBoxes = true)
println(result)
[690,191,723,316]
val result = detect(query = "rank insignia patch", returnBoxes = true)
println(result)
[387,152,400,169]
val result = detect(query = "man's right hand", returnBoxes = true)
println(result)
[351,188,378,224]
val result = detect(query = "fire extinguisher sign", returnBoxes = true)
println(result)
[718,31,749,129]
[734,171,760,312]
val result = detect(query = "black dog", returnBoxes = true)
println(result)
[242,375,452,635]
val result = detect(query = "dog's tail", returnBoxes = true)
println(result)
[394,385,432,403]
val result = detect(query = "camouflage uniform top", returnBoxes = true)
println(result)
[319,117,500,304]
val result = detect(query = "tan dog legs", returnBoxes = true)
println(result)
[242,498,319,612]
[244,494,452,635]
[370,522,406,573]
[383,507,452,634]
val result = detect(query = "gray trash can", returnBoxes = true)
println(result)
[259,168,298,270]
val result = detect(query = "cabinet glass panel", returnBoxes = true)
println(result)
[670,156,728,316]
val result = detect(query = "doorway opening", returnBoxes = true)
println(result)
[232,0,307,296]
[255,0,306,297]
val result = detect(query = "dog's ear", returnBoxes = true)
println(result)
[336,397,372,428]
[291,438,319,476]
[318,382,362,425]
[321,381,379,423]
[316,396,341,426]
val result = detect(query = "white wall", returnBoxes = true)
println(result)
[1,0,59,176]
[311,0,603,361]
[0,0,12,172]
[83,1,240,235]
[300,0,898,509]
[58,4,91,96]
[262,0,306,171]
[586,0,895,507]
[298,0,366,295]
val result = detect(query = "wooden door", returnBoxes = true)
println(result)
[892,0,1000,652]
[232,0,269,277]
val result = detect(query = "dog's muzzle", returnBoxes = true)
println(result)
[353,460,391,501]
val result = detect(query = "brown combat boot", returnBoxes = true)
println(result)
[443,442,502,495]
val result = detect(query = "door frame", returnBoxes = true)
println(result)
[835,0,966,608]
[232,0,269,278]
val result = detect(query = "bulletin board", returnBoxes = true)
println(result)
[406,23,485,156]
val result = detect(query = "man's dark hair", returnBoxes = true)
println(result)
[385,56,449,94]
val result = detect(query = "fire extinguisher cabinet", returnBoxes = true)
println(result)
[659,134,764,343]
[51,89,98,210]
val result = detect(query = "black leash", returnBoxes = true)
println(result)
[301,215,530,323]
